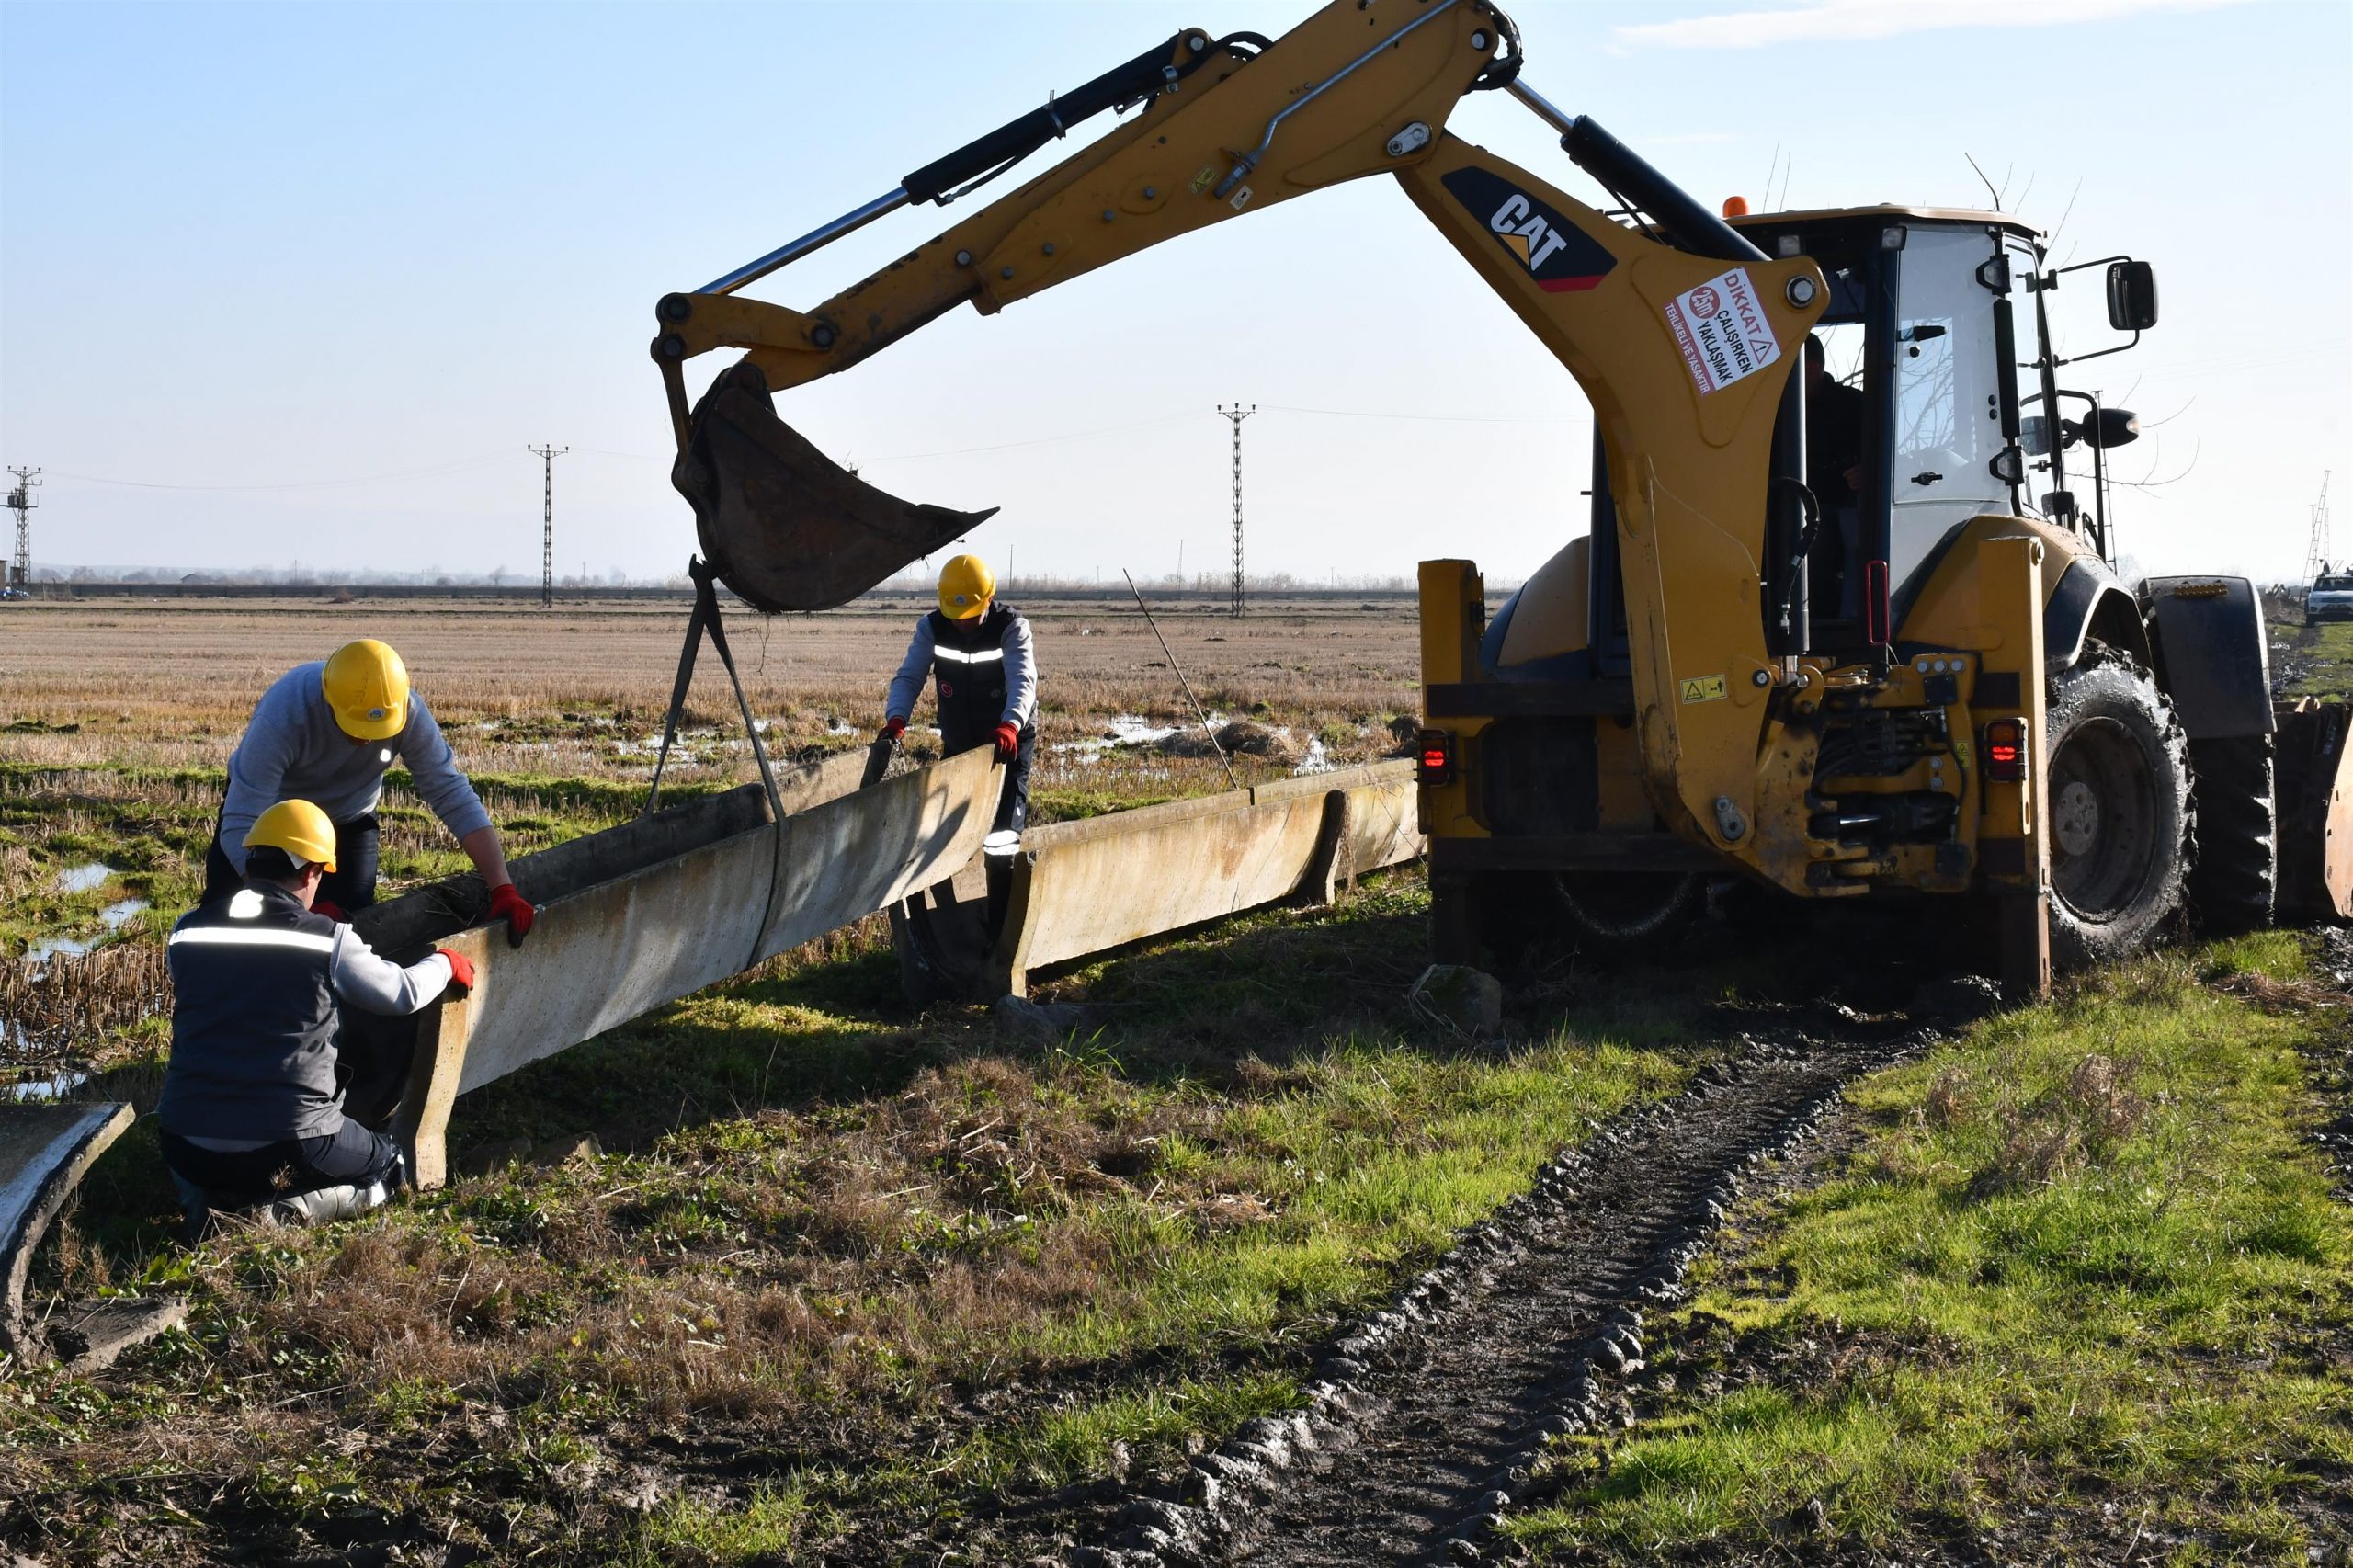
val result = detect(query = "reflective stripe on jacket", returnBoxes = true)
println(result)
[883,604,1037,743]
[158,881,453,1142]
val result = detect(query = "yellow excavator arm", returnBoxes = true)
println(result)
[651,0,1825,864]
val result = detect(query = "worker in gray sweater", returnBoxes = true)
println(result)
[160,800,472,1226]
[200,638,535,940]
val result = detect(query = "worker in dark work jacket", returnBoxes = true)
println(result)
[880,554,1037,901]
[157,799,472,1227]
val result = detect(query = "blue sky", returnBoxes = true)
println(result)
[2,0,2346,585]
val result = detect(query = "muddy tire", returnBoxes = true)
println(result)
[2045,644,2191,968]
[2187,733,2278,936]
[1553,872,1702,947]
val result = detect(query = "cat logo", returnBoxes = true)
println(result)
[1438,166,1617,294]
[1489,193,1572,272]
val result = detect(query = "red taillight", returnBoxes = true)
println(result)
[1865,558,1891,646]
[1417,729,1456,787]
[1984,718,2025,782]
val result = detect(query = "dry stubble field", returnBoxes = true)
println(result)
[0,593,1421,788]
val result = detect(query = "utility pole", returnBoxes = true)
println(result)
[527,445,569,608]
[2305,472,2325,584]
[6,467,39,594]
[1218,403,1255,616]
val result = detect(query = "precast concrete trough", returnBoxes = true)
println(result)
[348,744,1003,1187]
[0,1100,186,1368]
[898,759,1425,1000]
[309,753,1415,1188]
[995,758,1421,994]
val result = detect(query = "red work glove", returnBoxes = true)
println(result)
[313,897,347,924]
[993,722,1020,761]
[488,882,535,948]
[436,947,475,994]
[881,715,907,743]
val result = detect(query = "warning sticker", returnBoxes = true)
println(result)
[1664,267,1780,395]
[1679,674,1729,704]
[1190,165,1218,195]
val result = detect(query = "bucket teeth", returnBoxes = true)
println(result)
[675,361,997,613]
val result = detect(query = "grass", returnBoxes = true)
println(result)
[4,871,1705,1565]
[1507,931,2353,1564]
[11,598,2349,1562]
[2273,611,2353,699]
[4,638,1722,1568]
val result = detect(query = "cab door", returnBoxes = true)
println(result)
[1887,226,2019,598]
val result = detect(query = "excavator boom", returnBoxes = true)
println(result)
[654,0,1517,610]
[654,0,1846,890]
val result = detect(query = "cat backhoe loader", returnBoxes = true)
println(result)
[648,0,2352,994]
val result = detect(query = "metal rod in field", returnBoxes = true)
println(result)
[1122,568,1239,791]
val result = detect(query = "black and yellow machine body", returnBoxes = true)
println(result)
[1419,205,2293,986]
[642,2,2322,993]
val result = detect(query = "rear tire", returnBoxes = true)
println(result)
[1553,872,1702,947]
[2044,645,2191,968]
[2187,734,2278,936]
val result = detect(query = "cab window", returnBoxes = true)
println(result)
[1890,228,2012,591]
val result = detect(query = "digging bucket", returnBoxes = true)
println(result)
[673,361,997,613]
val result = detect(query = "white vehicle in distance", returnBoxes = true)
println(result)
[2307,570,2353,625]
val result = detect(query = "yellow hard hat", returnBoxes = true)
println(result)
[245,800,338,872]
[938,554,995,620]
[322,639,409,740]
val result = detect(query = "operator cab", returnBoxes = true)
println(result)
[1561,205,2154,679]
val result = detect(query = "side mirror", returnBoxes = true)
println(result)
[2064,407,2141,449]
[2105,260,2158,332]
[2019,415,2052,457]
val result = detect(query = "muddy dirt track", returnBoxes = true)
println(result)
[1077,1019,1928,1568]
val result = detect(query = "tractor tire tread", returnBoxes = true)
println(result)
[2187,733,2278,937]
[2045,642,2191,970]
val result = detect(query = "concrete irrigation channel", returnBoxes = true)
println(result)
[0,748,1425,1355]
[1072,1014,1941,1568]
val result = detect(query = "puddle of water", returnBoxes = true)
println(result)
[56,862,112,894]
[23,935,93,966]
[18,898,148,971]
[1051,713,1196,762]
[4,1067,91,1103]
[1292,736,1336,776]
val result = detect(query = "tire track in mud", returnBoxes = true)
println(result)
[1074,1026,1931,1568]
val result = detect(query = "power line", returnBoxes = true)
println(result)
[7,467,40,592]
[1218,403,1255,618]
[48,452,512,492]
[527,445,569,608]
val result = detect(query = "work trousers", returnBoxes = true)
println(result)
[159,1118,402,1200]
[203,812,381,909]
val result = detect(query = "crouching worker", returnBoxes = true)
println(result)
[880,554,1037,928]
[157,800,473,1234]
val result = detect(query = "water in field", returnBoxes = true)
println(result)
[4,1065,92,1103]
[55,862,112,894]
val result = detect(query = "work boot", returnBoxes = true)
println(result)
[168,1172,214,1245]
[267,1176,399,1226]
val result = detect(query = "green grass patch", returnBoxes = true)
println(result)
[2278,618,2353,698]
[1510,932,2353,1562]
[8,869,1711,1564]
